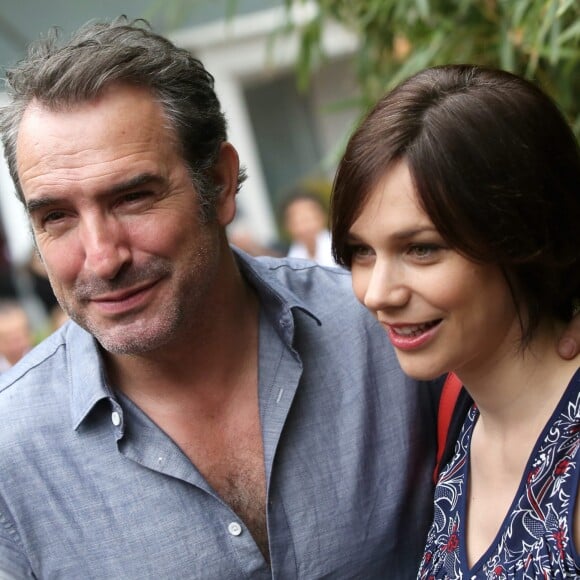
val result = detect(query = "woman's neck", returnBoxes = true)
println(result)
[455,319,579,435]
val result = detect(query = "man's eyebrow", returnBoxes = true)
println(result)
[25,173,166,214]
[108,172,165,195]
[26,197,57,215]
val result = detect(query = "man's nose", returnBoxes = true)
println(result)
[80,215,131,280]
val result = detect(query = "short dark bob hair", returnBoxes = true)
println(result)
[331,65,580,344]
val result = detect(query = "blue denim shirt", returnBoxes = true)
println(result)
[0,251,437,579]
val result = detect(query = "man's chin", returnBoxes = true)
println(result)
[80,316,176,356]
[96,333,171,356]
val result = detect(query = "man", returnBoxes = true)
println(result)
[0,18,577,579]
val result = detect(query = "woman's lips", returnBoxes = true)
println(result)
[383,319,442,351]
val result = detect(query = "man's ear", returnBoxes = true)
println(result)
[214,142,240,227]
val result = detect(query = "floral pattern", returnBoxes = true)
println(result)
[419,370,580,579]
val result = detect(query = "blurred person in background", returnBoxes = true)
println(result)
[0,300,33,371]
[281,186,338,267]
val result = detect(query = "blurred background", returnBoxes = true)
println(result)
[0,0,577,343]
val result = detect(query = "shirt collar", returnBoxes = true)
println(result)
[68,322,115,430]
[233,247,322,330]
[69,248,322,429]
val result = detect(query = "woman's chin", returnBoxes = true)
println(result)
[396,356,447,382]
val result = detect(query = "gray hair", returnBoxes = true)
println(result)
[0,16,246,221]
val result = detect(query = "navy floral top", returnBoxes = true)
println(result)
[419,369,580,579]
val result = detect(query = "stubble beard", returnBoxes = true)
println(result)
[58,256,211,356]
[49,214,223,355]
[82,301,185,355]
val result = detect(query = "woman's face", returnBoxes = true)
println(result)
[347,160,521,381]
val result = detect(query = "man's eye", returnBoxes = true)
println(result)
[42,211,67,224]
[33,210,72,235]
[120,191,151,204]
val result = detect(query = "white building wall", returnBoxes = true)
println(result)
[0,94,32,265]
[171,4,358,245]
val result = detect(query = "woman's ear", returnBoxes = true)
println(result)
[557,313,580,359]
[214,142,240,227]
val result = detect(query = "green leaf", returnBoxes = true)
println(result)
[163,0,580,139]
[559,20,580,44]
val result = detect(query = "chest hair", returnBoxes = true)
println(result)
[180,419,270,563]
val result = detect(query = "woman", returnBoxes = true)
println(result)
[331,65,580,577]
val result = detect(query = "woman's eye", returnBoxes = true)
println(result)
[408,244,440,260]
[351,244,374,260]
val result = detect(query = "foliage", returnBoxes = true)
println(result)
[282,0,580,135]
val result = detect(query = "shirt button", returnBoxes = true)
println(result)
[111,411,121,426]
[228,522,242,536]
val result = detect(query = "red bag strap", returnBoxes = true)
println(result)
[433,372,463,483]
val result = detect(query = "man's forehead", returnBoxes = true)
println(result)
[17,87,171,165]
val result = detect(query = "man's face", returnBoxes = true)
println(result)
[16,85,226,355]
